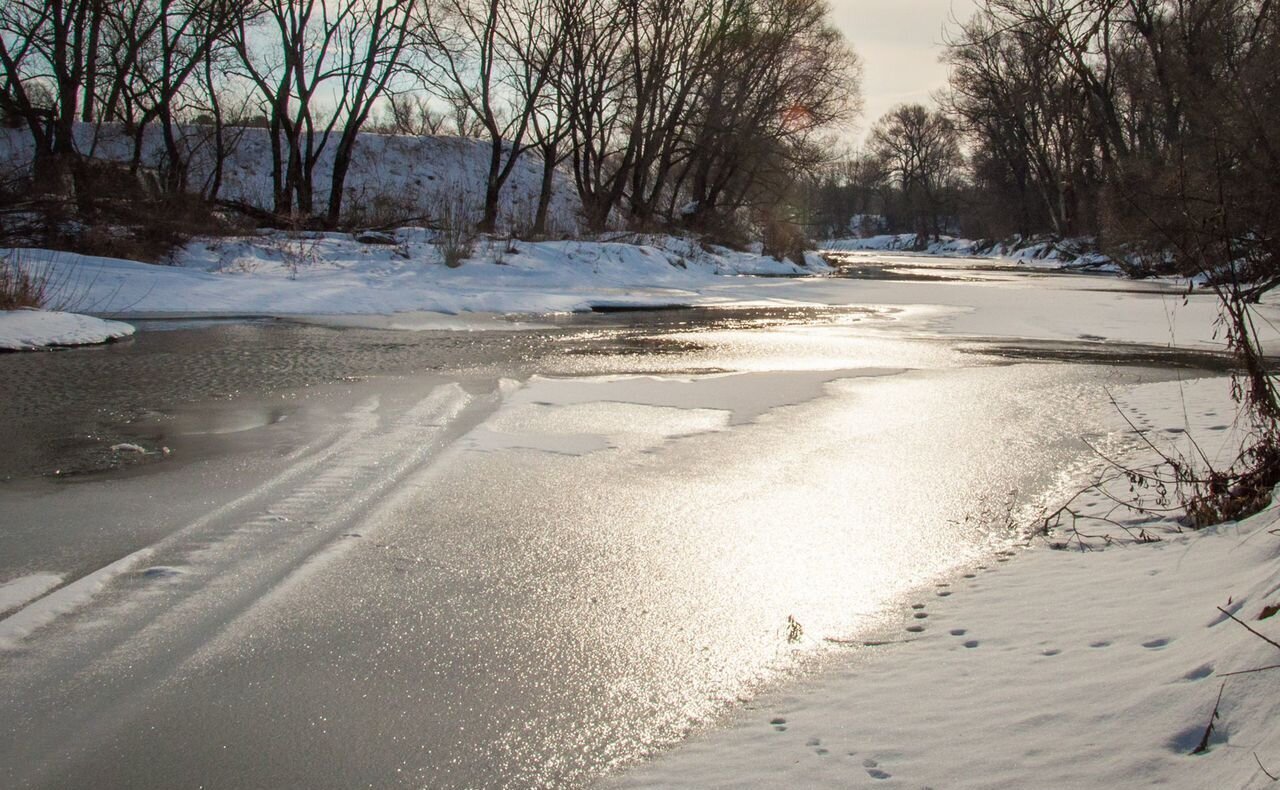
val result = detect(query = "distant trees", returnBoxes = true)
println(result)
[0,0,860,235]
[940,1,1280,289]
[868,104,961,241]
[934,0,1280,487]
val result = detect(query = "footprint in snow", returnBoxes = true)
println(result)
[1143,637,1172,649]
[1182,663,1214,681]
[963,640,980,648]
[863,760,892,780]
[770,717,787,732]
[905,624,925,633]
[1042,648,1062,656]
[950,629,967,636]
[141,566,183,579]
[1090,640,1111,648]
[937,590,952,597]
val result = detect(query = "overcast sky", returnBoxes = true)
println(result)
[828,0,977,142]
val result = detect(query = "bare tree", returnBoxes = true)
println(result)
[677,0,860,231]
[232,0,408,222]
[411,0,563,231]
[324,0,413,226]
[559,0,633,231]
[869,104,962,243]
[0,0,108,183]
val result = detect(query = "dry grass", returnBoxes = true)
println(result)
[0,254,48,309]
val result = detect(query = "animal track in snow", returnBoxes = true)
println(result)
[963,640,980,648]
[1182,663,1214,681]
[949,629,967,636]
[862,758,892,779]
[1142,637,1172,649]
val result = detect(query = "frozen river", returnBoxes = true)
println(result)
[0,254,1236,787]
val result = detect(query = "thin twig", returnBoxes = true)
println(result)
[1192,681,1226,755]
[1257,753,1278,782]
[1217,607,1280,651]
[1220,663,1280,678]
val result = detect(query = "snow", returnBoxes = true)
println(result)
[6,118,1280,784]
[0,309,135,351]
[0,574,63,616]
[823,234,1122,272]
[4,234,827,320]
[499,369,904,427]
[616,376,1280,789]
[0,548,153,650]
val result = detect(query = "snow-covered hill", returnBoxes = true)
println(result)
[0,124,582,235]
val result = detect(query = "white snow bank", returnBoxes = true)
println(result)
[617,376,1280,789]
[0,309,135,351]
[823,234,1120,272]
[5,234,827,320]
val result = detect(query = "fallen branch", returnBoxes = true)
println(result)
[1192,681,1226,754]
[1217,607,1280,651]
[1257,753,1278,782]
[1219,663,1280,678]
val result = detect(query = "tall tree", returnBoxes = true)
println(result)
[412,0,563,231]
[869,104,961,242]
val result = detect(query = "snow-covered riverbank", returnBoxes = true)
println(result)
[5,233,827,323]
[617,375,1280,789]
[823,233,1118,271]
[0,309,135,351]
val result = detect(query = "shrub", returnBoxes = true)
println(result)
[761,216,809,265]
[434,192,475,268]
[0,254,46,309]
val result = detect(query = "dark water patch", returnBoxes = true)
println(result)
[961,339,1247,373]
[589,302,694,313]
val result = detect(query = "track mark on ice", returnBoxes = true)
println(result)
[0,549,154,650]
[0,573,64,616]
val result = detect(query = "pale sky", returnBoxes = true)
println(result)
[828,0,977,143]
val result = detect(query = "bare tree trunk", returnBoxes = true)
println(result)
[533,142,557,236]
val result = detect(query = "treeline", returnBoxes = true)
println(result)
[0,0,859,235]
[809,0,1280,284]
